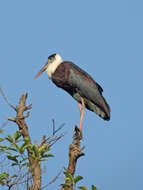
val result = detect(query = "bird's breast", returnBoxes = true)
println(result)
[51,62,71,89]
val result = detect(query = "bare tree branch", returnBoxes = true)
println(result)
[42,167,64,189]
[40,121,65,148]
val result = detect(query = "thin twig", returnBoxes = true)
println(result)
[52,120,65,135]
[49,133,65,148]
[42,167,64,189]
[52,119,55,136]
[0,87,16,111]
[40,121,65,148]
[54,123,65,135]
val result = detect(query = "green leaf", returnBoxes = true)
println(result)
[92,185,97,190]
[0,145,7,149]
[0,173,9,179]
[11,143,20,151]
[78,186,88,190]
[19,144,28,154]
[41,153,54,158]
[39,158,47,162]
[32,146,39,157]
[39,144,47,152]
[64,177,71,181]
[6,147,17,152]
[5,135,14,143]
[0,173,9,185]
[74,175,83,184]
[11,163,19,166]
[0,129,4,133]
[64,171,73,182]
[14,131,21,141]
[61,183,71,187]
[6,152,12,155]
[0,138,4,142]
[23,137,30,144]
[7,155,19,163]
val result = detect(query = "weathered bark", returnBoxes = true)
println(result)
[61,126,84,190]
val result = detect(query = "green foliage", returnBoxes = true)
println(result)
[0,172,18,186]
[0,138,4,142]
[0,131,28,167]
[0,130,53,169]
[64,170,74,183]
[61,169,84,189]
[0,129,4,133]
[28,143,54,162]
[78,186,88,190]
[78,185,97,190]
[7,155,19,163]
[61,183,71,188]
[0,129,54,188]
[0,128,98,189]
[61,169,97,190]
[0,173,9,186]
[14,131,22,142]
[74,175,83,183]
[91,185,97,190]
[5,134,14,143]
[61,170,73,188]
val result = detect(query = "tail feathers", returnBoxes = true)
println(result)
[90,96,110,120]
[85,96,110,121]
[92,103,110,121]
[101,96,110,120]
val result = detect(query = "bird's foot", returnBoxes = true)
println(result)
[73,125,83,140]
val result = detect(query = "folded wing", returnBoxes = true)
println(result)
[68,62,110,120]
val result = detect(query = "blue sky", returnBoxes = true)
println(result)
[0,0,143,189]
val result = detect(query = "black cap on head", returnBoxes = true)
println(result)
[48,53,56,60]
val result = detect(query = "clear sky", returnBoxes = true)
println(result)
[0,0,143,189]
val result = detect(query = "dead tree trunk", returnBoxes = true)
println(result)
[5,93,41,190]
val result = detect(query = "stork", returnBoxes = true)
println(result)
[35,53,110,132]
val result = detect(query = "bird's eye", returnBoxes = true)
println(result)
[48,56,55,63]
[48,54,56,61]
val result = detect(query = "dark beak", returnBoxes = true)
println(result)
[34,63,48,79]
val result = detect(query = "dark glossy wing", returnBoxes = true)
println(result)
[67,62,110,120]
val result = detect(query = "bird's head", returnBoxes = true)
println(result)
[34,53,63,79]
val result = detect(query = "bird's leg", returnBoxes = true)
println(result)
[78,102,82,114]
[72,98,85,140]
[78,97,85,131]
